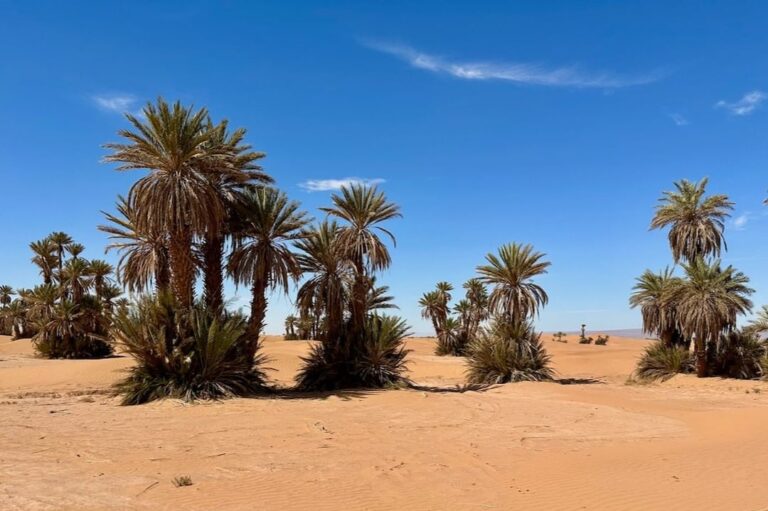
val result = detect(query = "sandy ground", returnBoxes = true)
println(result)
[2,333,768,511]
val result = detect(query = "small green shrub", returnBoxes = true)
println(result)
[284,333,299,341]
[552,331,568,343]
[466,321,554,384]
[296,315,412,391]
[635,342,694,382]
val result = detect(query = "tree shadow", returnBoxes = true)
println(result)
[407,383,499,393]
[554,377,604,385]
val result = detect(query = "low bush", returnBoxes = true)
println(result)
[595,335,609,346]
[112,295,270,405]
[295,315,411,391]
[466,320,554,384]
[707,330,767,380]
[635,342,694,382]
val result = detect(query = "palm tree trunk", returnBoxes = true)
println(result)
[350,256,367,344]
[695,332,707,377]
[202,232,224,312]
[246,275,268,356]
[155,248,171,296]
[169,228,195,308]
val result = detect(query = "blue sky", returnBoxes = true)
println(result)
[1,1,767,335]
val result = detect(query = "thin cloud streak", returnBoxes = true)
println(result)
[299,177,385,192]
[364,41,663,88]
[669,113,689,126]
[92,93,137,113]
[716,90,766,116]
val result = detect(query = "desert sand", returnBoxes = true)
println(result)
[2,333,768,511]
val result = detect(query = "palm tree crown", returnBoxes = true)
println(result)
[477,242,550,327]
[650,178,733,263]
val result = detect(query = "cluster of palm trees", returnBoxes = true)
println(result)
[97,98,407,398]
[0,232,119,357]
[419,280,488,355]
[630,178,756,378]
[420,242,551,360]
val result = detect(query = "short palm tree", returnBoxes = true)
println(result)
[629,267,684,348]
[650,178,733,263]
[671,258,753,377]
[67,243,85,260]
[477,243,551,328]
[100,195,170,294]
[229,187,310,352]
[321,184,401,341]
[104,98,221,308]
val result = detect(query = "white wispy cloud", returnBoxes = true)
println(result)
[363,41,662,88]
[716,90,766,116]
[669,113,689,126]
[299,177,385,192]
[732,213,751,231]
[92,93,138,113]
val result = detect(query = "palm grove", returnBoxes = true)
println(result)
[1,98,415,403]
[631,178,768,381]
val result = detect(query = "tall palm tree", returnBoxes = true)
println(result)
[228,187,310,351]
[284,315,298,337]
[629,268,684,348]
[671,258,753,377]
[60,258,92,304]
[47,232,73,281]
[650,178,734,263]
[419,290,446,337]
[104,98,222,308]
[295,220,352,343]
[463,278,489,340]
[321,184,401,340]
[199,119,271,312]
[29,239,58,285]
[477,243,551,328]
[88,260,114,300]
[100,195,170,295]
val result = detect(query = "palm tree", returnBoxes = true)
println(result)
[419,290,446,337]
[477,243,551,328]
[284,315,298,337]
[47,232,73,280]
[229,187,310,351]
[100,195,170,295]
[104,98,221,308]
[67,243,85,260]
[295,220,352,343]
[321,184,401,340]
[0,285,12,306]
[629,268,685,348]
[650,178,733,263]
[199,119,271,312]
[29,239,57,285]
[88,260,114,300]
[671,258,753,377]
[463,278,489,340]
[60,258,92,303]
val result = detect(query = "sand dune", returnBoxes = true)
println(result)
[2,334,768,511]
